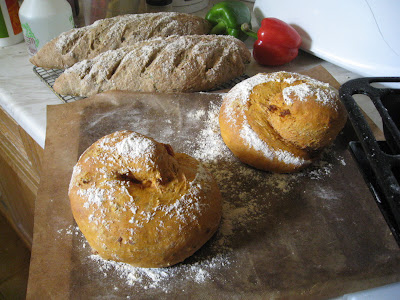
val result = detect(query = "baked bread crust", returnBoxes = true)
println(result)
[68,130,222,268]
[53,35,251,96]
[219,71,347,173]
[30,12,212,69]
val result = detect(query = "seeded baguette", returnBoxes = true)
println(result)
[29,12,212,69]
[53,35,251,96]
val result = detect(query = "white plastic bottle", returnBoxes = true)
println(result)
[0,0,24,47]
[18,0,74,56]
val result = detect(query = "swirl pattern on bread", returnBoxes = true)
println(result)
[219,71,347,173]
[68,130,222,267]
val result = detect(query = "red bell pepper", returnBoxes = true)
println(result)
[242,18,302,66]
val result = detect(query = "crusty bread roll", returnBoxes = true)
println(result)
[68,130,222,268]
[30,12,211,69]
[219,71,347,173]
[53,35,251,96]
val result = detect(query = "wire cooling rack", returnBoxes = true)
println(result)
[33,67,83,103]
[33,66,249,104]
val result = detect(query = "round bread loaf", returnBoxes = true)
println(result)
[219,71,347,173]
[68,130,222,268]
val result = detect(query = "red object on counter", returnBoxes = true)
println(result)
[252,18,302,66]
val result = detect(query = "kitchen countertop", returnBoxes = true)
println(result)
[0,42,60,149]
[0,40,383,150]
[0,0,384,149]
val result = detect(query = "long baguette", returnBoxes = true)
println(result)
[30,12,211,69]
[53,35,251,96]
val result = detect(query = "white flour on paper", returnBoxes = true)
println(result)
[61,99,344,291]
[89,252,231,292]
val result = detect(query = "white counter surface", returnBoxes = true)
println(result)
[0,38,381,149]
[0,42,60,148]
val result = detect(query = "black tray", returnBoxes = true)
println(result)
[339,78,400,246]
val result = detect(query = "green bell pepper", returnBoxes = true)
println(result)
[205,0,252,41]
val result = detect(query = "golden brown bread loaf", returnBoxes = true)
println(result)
[29,12,211,69]
[53,35,251,96]
[68,130,222,268]
[219,71,347,173]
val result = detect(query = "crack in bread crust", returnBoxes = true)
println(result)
[69,130,222,268]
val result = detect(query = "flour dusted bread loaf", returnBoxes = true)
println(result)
[219,71,347,173]
[30,12,211,69]
[53,35,251,96]
[68,130,222,268]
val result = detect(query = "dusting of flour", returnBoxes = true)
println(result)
[61,98,344,292]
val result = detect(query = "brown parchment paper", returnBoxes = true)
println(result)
[27,66,400,299]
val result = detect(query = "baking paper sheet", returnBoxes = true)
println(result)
[27,67,400,299]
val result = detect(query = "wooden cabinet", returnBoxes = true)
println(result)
[0,106,43,250]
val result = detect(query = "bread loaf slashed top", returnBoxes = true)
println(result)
[53,35,251,96]
[29,12,212,69]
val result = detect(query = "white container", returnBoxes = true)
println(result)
[19,0,74,56]
[0,0,24,47]
[253,0,400,77]
[80,0,140,26]
[172,0,208,13]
